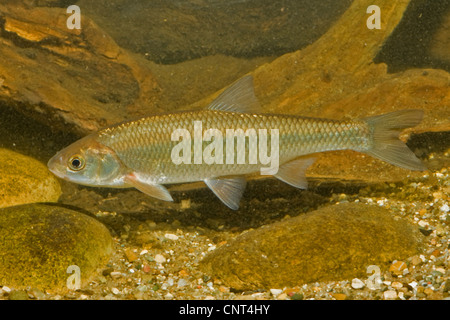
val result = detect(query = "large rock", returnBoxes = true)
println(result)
[0,148,61,208]
[0,204,113,292]
[200,203,424,290]
[0,4,162,136]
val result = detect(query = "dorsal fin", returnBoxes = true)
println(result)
[207,75,260,113]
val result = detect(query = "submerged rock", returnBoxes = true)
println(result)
[200,203,424,290]
[0,203,113,292]
[0,148,61,208]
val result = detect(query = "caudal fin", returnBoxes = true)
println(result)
[363,109,427,171]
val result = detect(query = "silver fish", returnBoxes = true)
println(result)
[48,75,426,209]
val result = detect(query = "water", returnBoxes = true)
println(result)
[0,0,449,300]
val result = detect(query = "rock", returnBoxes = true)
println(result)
[8,290,29,300]
[389,261,407,276]
[383,290,398,300]
[200,203,424,290]
[0,4,161,136]
[123,248,138,263]
[333,293,347,300]
[351,278,365,289]
[154,254,166,264]
[0,203,113,292]
[0,148,61,208]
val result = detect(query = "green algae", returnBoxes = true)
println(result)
[0,203,113,292]
[0,148,61,208]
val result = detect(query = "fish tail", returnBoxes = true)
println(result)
[363,109,427,171]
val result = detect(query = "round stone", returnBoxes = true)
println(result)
[0,203,113,292]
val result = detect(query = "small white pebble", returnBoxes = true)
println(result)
[418,220,428,228]
[154,254,166,264]
[165,233,179,241]
[351,278,365,289]
[111,288,120,295]
[439,204,449,213]
[383,290,397,300]
[164,293,174,300]
[270,288,283,296]
[140,249,148,255]
[2,286,11,293]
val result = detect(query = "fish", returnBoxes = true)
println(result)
[47,75,426,210]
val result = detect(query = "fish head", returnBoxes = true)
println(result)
[47,134,126,187]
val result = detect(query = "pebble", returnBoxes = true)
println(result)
[383,290,398,300]
[124,248,138,262]
[333,293,347,300]
[8,290,29,300]
[439,204,449,213]
[154,254,167,264]
[165,233,179,241]
[176,278,188,288]
[270,289,283,296]
[391,281,403,289]
[111,288,120,295]
[411,255,422,266]
[389,261,407,276]
[351,278,365,289]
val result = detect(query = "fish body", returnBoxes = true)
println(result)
[48,75,426,209]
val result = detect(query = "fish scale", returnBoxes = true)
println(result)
[48,75,426,210]
[96,110,368,184]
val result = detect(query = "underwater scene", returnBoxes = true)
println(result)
[0,0,449,302]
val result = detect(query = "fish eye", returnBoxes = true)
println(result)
[68,155,85,171]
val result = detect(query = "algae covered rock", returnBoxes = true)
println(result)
[200,203,424,290]
[0,203,113,292]
[0,148,61,208]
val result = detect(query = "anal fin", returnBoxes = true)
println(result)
[204,176,246,210]
[124,173,173,202]
[274,157,315,189]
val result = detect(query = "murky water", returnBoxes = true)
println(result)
[0,0,449,301]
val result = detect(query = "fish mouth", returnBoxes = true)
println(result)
[47,153,66,179]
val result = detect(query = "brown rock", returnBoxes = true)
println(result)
[389,261,407,276]
[0,4,161,135]
[200,203,424,290]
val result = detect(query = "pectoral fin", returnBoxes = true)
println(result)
[204,176,247,210]
[124,173,173,202]
[274,157,315,189]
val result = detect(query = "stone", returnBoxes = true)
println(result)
[0,148,61,208]
[351,278,365,289]
[383,290,398,300]
[389,261,407,276]
[333,293,347,300]
[124,248,138,263]
[200,203,424,290]
[8,290,29,300]
[154,254,166,264]
[0,4,161,136]
[0,203,113,292]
